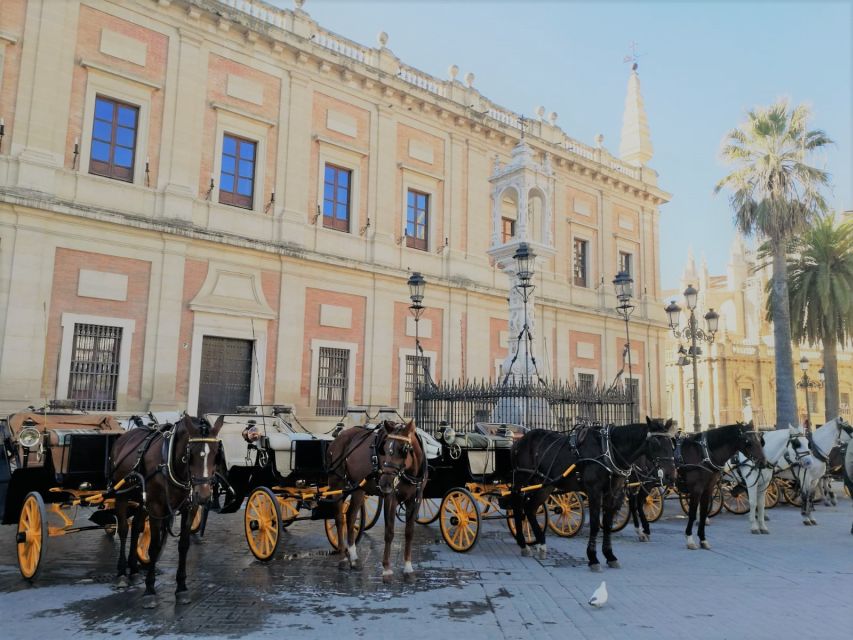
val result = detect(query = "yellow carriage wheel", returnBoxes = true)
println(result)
[245,487,281,561]
[136,518,151,564]
[362,495,382,531]
[506,502,548,544]
[609,496,631,532]
[439,488,480,553]
[279,497,300,529]
[416,498,440,525]
[643,486,665,522]
[722,483,749,514]
[324,498,366,550]
[546,492,585,538]
[17,492,47,581]
[764,479,780,509]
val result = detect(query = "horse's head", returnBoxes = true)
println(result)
[645,417,677,485]
[181,414,225,504]
[785,425,813,468]
[377,420,417,496]
[736,423,766,465]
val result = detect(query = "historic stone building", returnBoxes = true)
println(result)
[0,0,670,428]
[664,236,853,431]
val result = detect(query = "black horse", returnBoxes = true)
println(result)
[675,423,765,550]
[510,418,676,571]
[625,450,670,542]
[111,414,223,608]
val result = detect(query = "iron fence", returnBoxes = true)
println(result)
[414,379,635,436]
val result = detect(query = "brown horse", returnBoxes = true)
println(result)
[327,420,427,582]
[676,423,765,550]
[111,414,223,608]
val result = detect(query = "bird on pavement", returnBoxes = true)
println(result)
[588,581,607,607]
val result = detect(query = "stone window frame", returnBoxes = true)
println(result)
[89,95,139,182]
[78,68,153,186]
[309,338,358,412]
[210,107,270,215]
[219,132,257,210]
[55,313,135,409]
[316,141,363,235]
[572,235,591,288]
[399,168,440,251]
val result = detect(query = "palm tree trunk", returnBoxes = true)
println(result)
[771,247,798,429]
[822,338,839,422]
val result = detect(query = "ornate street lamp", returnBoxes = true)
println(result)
[613,270,635,421]
[407,272,426,355]
[796,356,823,426]
[666,283,719,431]
[502,243,538,385]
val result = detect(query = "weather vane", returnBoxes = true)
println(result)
[623,41,643,71]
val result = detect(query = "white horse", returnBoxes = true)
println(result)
[730,426,811,534]
[788,418,852,525]
[843,440,853,535]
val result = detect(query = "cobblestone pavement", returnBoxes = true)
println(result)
[1,489,851,640]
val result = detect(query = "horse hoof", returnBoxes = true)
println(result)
[403,571,416,584]
[521,547,532,557]
[802,520,812,526]
[175,591,191,606]
[382,572,393,584]
[700,541,711,550]
[338,559,350,570]
[589,563,602,572]
[351,559,363,571]
[607,560,621,569]
[638,533,649,542]
[809,519,817,525]
[142,595,157,610]
[129,573,143,586]
[115,575,129,589]
[751,529,760,535]
[687,543,699,550]
[760,529,770,535]
[537,548,547,560]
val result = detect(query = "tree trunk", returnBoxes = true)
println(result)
[770,247,798,429]
[822,338,839,422]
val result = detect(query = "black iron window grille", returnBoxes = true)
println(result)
[68,323,122,411]
[316,347,349,416]
[404,354,431,418]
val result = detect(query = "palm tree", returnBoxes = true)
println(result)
[785,217,853,422]
[715,99,833,429]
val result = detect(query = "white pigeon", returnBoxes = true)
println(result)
[588,581,608,608]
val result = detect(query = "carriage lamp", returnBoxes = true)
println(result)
[18,426,41,449]
[665,302,681,330]
[683,284,698,310]
[441,425,456,445]
[513,242,534,284]
[613,270,634,302]
[704,308,720,334]
[407,271,426,307]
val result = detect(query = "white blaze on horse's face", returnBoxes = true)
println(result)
[202,443,210,478]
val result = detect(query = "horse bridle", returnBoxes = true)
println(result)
[643,433,675,486]
[165,427,221,495]
[380,432,423,489]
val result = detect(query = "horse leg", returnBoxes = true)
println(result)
[382,493,395,583]
[114,498,130,588]
[685,489,699,550]
[757,470,769,533]
[346,491,365,570]
[142,519,164,609]
[586,490,602,571]
[402,496,417,583]
[523,492,547,559]
[601,488,619,568]
[334,498,349,570]
[510,492,530,555]
[175,507,192,605]
[634,489,650,541]
[698,487,711,549]
[127,507,144,584]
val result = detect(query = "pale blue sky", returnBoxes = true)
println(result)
[273,0,852,291]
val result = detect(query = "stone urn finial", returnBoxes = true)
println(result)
[548,111,558,126]
[294,0,305,9]
[377,31,388,48]
[536,105,545,119]
[595,133,604,148]
[448,64,459,81]
[464,71,475,87]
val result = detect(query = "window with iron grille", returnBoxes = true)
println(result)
[406,190,429,251]
[219,134,256,209]
[316,347,349,416]
[89,96,138,182]
[404,354,430,417]
[577,372,595,393]
[68,324,122,411]
[619,251,633,278]
[501,217,516,243]
[573,238,588,287]
[323,163,352,232]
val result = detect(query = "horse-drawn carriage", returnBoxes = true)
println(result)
[211,404,389,561]
[0,404,129,579]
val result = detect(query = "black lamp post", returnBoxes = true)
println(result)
[613,270,635,420]
[502,243,537,385]
[796,356,823,426]
[665,283,719,431]
[407,272,426,356]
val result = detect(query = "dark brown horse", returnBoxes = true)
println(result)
[327,420,427,582]
[510,418,676,571]
[111,414,223,608]
[676,423,765,550]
